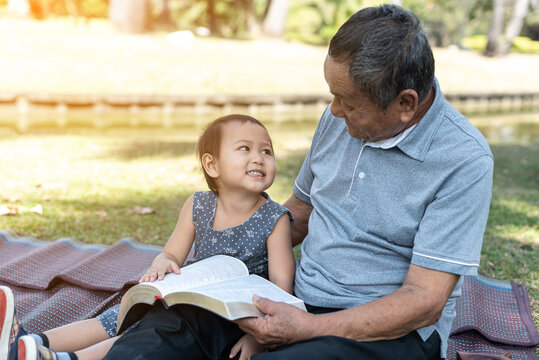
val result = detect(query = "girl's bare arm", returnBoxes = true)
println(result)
[139,195,196,282]
[266,214,295,294]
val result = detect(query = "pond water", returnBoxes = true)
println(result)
[0,107,537,145]
[469,113,539,144]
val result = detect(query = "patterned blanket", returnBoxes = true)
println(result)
[1,230,537,359]
[0,230,160,333]
[447,275,539,360]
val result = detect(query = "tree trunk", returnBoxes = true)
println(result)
[261,0,273,22]
[109,0,152,33]
[484,0,504,57]
[156,0,174,28]
[262,0,289,37]
[7,0,30,17]
[502,0,530,53]
[244,0,261,36]
[207,0,219,35]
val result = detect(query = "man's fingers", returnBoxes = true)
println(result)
[252,295,278,315]
[236,316,260,333]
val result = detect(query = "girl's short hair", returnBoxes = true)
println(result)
[197,114,269,194]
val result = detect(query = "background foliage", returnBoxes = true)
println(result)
[3,0,538,52]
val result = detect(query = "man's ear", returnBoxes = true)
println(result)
[202,153,219,178]
[396,89,418,123]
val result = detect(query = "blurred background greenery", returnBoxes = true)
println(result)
[1,0,538,54]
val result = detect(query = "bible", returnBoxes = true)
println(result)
[116,254,306,334]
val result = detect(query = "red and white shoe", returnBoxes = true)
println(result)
[1,285,16,360]
[17,336,58,360]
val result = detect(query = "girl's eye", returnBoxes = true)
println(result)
[239,146,249,151]
[262,149,272,155]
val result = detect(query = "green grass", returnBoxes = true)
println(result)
[479,143,539,326]
[0,119,537,330]
[0,121,315,244]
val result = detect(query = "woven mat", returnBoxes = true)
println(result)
[0,230,159,333]
[447,275,539,360]
[1,230,537,359]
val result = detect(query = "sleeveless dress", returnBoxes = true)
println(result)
[186,191,292,279]
[97,191,293,337]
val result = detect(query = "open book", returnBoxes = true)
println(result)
[116,254,305,334]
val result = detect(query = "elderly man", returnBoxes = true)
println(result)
[101,4,492,360]
[238,4,493,360]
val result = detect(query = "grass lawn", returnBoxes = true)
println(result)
[0,118,537,330]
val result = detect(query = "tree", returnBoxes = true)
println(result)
[7,0,30,16]
[503,0,531,51]
[484,0,532,56]
[109,0,152,33]
[484,0,504,56]
[262,0,289,36]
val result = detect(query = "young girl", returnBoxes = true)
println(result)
[1,114,295,360]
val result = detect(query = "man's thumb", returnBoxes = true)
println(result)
[253,295,274,314]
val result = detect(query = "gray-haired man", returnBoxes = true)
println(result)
[239,4,493,359]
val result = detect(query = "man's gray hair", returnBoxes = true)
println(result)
[328,4,434,109]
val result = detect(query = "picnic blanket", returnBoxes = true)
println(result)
[447,275,539,360]
[1,230,538,359]
[0,230,160,333]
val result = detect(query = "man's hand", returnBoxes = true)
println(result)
[236,295,314,348]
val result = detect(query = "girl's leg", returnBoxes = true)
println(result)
[44,318,109,353]
[74,336,119,360]
[18,335,120,360]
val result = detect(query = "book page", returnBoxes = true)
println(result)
[190,274,304,307]
[146,255,249,296]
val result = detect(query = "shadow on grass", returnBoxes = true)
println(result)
[490,143,539,190]
[0,186,194,246]
[488,196,539,228]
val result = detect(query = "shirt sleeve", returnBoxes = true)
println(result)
[293,106,333,205]
[411,154,494,275]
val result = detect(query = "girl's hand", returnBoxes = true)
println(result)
[229,334,264,360]
[139,253,181,283]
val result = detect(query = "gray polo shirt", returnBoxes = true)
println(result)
[292,78,493,358]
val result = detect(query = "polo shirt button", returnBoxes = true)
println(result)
[358,172,365,179]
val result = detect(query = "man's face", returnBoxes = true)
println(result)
[323,56,408,142]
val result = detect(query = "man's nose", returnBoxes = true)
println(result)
[330,97,345,118]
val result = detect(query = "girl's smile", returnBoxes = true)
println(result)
[209,121,276,196]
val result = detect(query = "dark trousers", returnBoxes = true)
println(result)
[252,331,441,360]
[103,302,441,360]
[253,303,442,360]
[103,302,244,360]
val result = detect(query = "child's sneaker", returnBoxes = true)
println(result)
[0,286,27,360]
[17,336,57,360]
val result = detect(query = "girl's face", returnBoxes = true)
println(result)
[210,121,276,196]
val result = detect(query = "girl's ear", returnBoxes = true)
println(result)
[202,153,219,178]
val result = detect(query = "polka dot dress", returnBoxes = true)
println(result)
[186,191,293,279]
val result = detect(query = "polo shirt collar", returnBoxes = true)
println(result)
[366,123,417,149]
[396,77,446,162]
